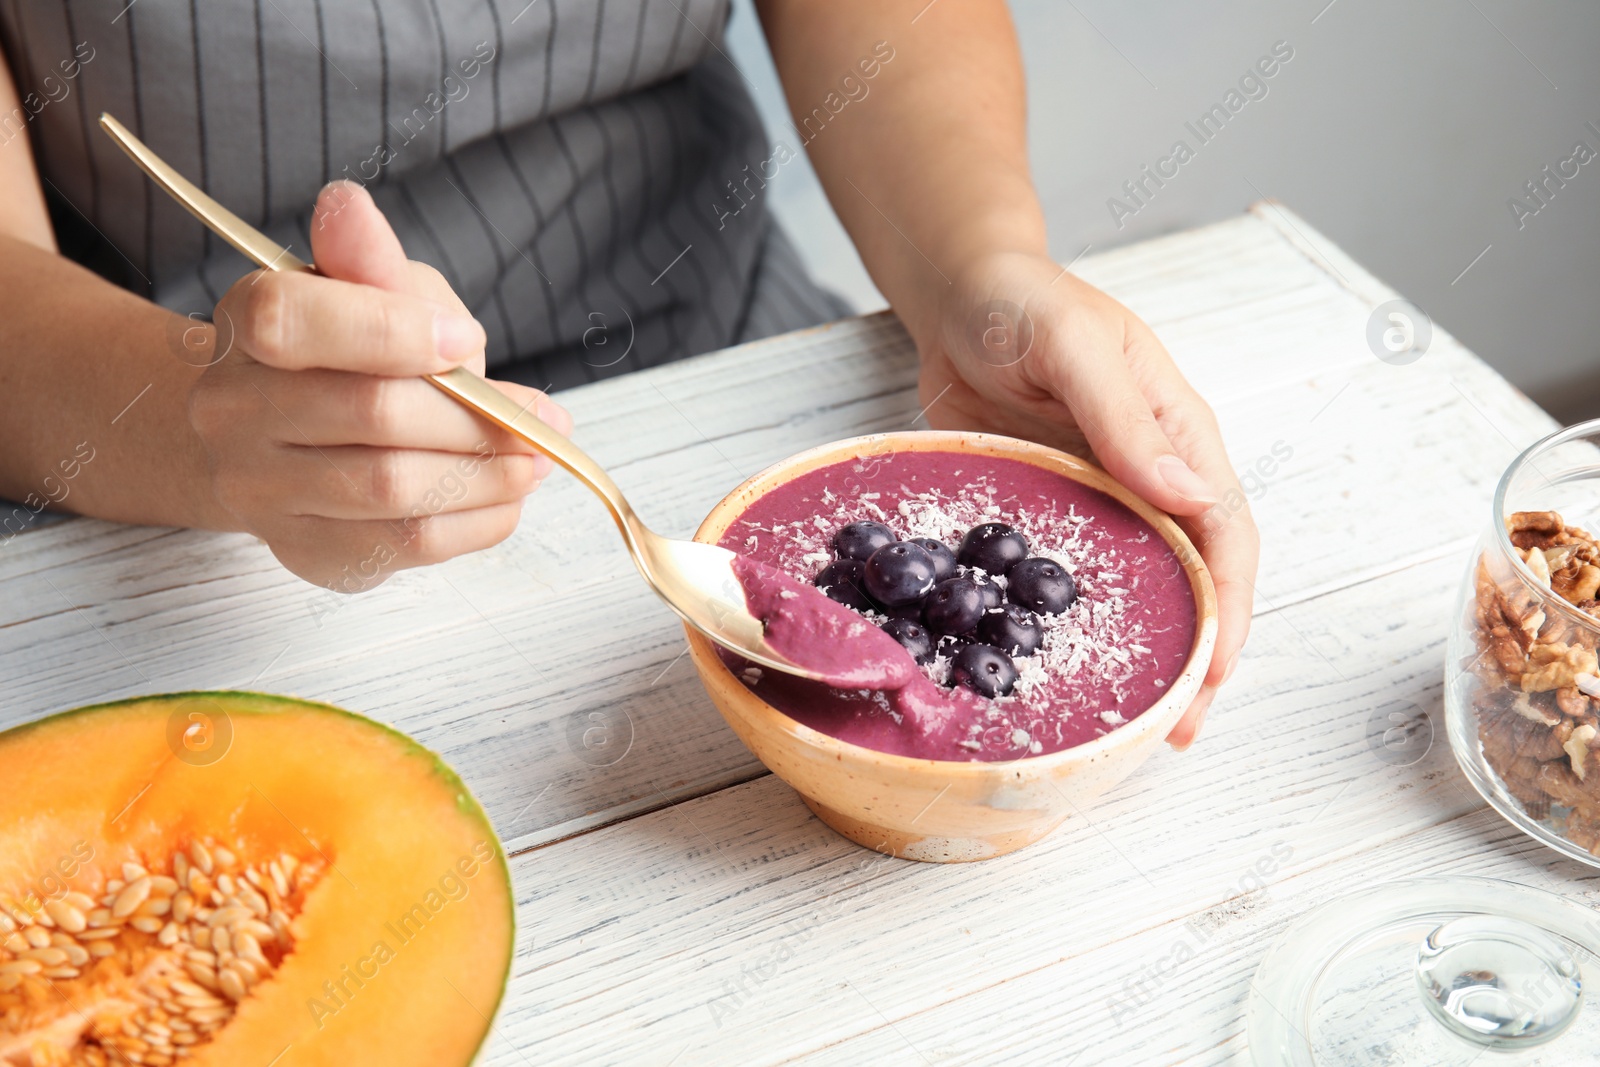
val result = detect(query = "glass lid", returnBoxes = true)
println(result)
[1248,877,1600,1065]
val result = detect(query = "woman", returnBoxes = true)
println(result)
[0,0,1255,745]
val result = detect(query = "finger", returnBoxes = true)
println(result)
[265,445,544,521]
[308,185,469,314]
[247,368,571,462]
[515,379,574,436]
[217,268,484,374]
[403,259,472,313]
[1165,421,1259,693]
[268,501,527,588]
[1148,392,1257,742]
[1201,535,1256,690]
[1032,323,1219,517]
[309,181,414,293]
[306,184,488,373]
[1166,685,1217,750]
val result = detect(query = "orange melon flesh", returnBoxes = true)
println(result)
[0,692,512,1066]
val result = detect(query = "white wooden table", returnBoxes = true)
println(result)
[4,204,1596,1065]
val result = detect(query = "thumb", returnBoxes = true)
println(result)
[1039,338,1218,516]
[308,181,413,294]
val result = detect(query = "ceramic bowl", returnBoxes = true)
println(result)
[685,430,1217,862]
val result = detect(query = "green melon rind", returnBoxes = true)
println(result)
[1,690,515,1066]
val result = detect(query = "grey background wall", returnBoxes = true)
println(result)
[726,0,1600,423]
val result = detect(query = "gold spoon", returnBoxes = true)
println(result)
[98,112,828,683]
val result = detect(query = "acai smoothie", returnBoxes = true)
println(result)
[720,449,1197,762]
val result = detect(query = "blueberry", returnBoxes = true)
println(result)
[921,577,987,637]
[971,572,1005,610]
[950,643,1018,698]
[958,522,1030,575]
[977,603,1044,657]
[908,537,957,582]
[832,521,895,562]
[813,559,873,612]
[881,601,925,622]
[935,632,972,661]
[862,541,939,607]
[881,618,935,664]
[1006,557,1077,614]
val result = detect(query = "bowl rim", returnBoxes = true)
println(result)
[1491,416,1600,634]
[689,429,1219,775]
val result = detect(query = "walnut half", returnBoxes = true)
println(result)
[1566,723,1598,780]
[1522,642,1600,693]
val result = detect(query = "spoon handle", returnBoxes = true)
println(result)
[424,366,633,529]
[97,112,637,533]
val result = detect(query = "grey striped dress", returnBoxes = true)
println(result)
[0,0,846,390]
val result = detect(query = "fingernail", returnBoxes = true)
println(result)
[433,314,484,363]
[1156,454,1219,505]
[1221,651,1240,686]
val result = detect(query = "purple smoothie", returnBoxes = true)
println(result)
[730,556,918,691]
[720,449,1197,762]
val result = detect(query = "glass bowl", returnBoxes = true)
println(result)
[1445,418,1600,866]
[1248,876,1600,1065]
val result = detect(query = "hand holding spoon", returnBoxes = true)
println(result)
[96,113,914,689]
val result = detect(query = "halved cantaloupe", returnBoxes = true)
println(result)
[0,692,512,1066]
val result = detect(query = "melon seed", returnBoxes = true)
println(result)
[234,931,265,965]
[138,896,172,917]
[268,861,290,899]
[217,966,246,1002]
[43,899,87,933]
[239,885,269,918]
[113,876,153,918]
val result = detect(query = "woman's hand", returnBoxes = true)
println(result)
[912,251,1259,748]
[189,181,570,589]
